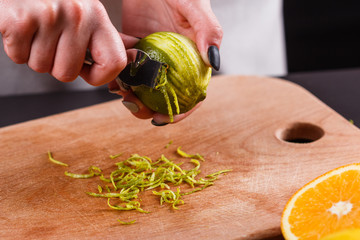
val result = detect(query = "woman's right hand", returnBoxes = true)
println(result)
[0,0,129,86]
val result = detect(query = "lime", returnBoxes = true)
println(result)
[133,32,212,121]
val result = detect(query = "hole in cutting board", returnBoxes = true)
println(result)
[276,122,324,144]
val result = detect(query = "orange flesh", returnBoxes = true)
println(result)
[288,170,360,239]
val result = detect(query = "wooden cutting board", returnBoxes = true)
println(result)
[1,75,360,240]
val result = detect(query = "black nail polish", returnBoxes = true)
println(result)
[208,45,220,71]
[151,119,168,127]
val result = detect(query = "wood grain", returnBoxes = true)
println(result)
[1,75,360,239]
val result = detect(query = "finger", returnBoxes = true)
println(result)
[119,33,140,49]
[1,16,37,64]
[80,21,127,86]
[152,102,202,125]
[108,79,154,119]
[27,13,62,73]
[122,90,154,119]
[178,0,223,69]
[50,26,88,82]
[108,78,130,93]
[108,79,122,93]
[80,27,127,86]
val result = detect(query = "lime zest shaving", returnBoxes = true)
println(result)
[48,151,69,167]
[168,85,180,115]
[117,219,136,225]
[206,169,232,178]
[155,64,169,89]
[64,165,102,179]
[105,185,111,193]
[64,171,95,179]
[152,188,184,209]
[159,85,173,122]
[165,140,173,149]
[155,64,180,122]
[110,153,123,159]
[99,175,111,183]
[181,182,213,196]
[87,192,122,198]
[50,145,231,224]
[176,147,204,161]
[107,198,149,213]
[89,166,102,175]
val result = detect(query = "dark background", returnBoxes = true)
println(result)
[284,0,360,72]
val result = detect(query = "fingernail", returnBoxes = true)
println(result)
[151,119,168,127]
[208,45,220,71]
[122,101,139,113]
[116,77,130,91]
[108,87,120,94]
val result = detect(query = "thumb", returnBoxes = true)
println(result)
[119,33,140,49]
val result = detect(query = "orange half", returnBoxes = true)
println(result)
[281,163,360,240]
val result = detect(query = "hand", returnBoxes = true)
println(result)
[108,80,200,126]
[122,0,223,70]
[118,0,222,125]
[0,0,135,86]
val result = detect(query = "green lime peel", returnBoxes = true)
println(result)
[48,145,231,224]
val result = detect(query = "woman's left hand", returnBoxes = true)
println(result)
[114,0,223,126]
[121,0,223,69]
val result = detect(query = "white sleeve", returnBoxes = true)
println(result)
[211,0,287,76]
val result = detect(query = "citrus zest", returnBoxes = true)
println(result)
[48,151,68,167]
